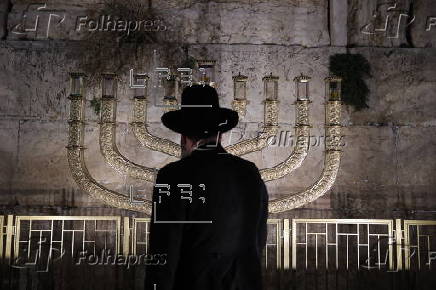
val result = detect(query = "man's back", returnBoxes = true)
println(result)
[145,143,268,290]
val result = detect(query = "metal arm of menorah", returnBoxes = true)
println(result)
[129,73,279,158]
[99,74,157,182]
[115,72,305,182]
[131,74,182,158]
[105,73,308,182]
[67,73,152,214]
[260,74,312,181]
[260,100,311,181]
[66,73,342,214]
[268,76,343,213]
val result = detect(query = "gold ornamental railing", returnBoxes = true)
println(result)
[402,220,436,270]
[2,215,436,271]
[0,215,4,260]
[290,219,395,270]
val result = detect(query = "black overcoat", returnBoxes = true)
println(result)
[145,142,269,290]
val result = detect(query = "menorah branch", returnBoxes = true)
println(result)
[226,99,279,156]
[260,100,311,181]
[131,97,182,158]
[131,96,280,158]
[100,97,157,182]
[268,100,342,213]
[67,96,152,214]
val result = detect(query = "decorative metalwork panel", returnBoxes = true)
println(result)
[0,215,4,260]
[264,219,283,270]
[129,218,282,269]
[131,218,151,255]
[2,216,436,272]
[12,216,121,270]
[403,220,436,270]
[291,219,394,271]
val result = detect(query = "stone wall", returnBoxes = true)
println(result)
[0,0,435,220]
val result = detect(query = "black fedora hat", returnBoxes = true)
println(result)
[161,85,239,138]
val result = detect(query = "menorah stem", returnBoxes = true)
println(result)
[231,99,248,120]
[100,96,157,182]
[225,99,279,155]
[268,100,342,213]
[67,95,152,214]
[260,100,311,181]
[130,96,181,158]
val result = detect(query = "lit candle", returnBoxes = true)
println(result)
[262,73,279,100]
[101,73,117,98]
[293,73,311,101]
[325,76,342,101]
[69,73,85,96]
[232,72,248,100]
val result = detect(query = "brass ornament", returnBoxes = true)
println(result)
[226,99,279,156]
[67,96,152,214]
[100,97,157,182]
[260,100,310,181]
[131,97,182,158]
[67,72,343,215]
[131,96,279,157]
[231,99,248,120]
[268,99,342,213]
[163,96,178,112]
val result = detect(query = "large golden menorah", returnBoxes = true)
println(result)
[67,61,343,215]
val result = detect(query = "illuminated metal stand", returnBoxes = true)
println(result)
[66,61,343,214]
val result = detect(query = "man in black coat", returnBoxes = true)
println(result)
[145,85,269,290]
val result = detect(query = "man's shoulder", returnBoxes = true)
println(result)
[159,153,259,174]
[216,153,262,178]
[227,154,259,171]
[157,159,183,175]
[156,157,198,178]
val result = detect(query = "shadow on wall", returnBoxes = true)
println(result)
[329,53,371,111]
